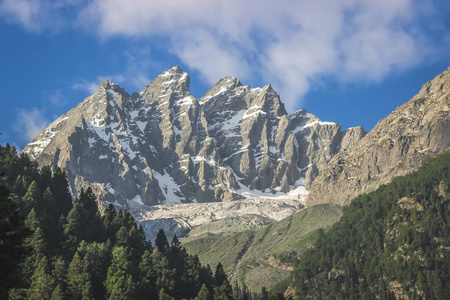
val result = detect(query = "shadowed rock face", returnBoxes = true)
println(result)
[23,66,362,209]
[307,66,450,206]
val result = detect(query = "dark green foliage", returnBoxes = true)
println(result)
[0,144,231,299]
[155,228,170,252]
[27,256,55,300]
[195,284,211,300]
[50,284,65,300]
[289,150,450,298]
[67,252,91,299]
[0,183,30,298]
[214,263,233,300]
[105,246,135,300]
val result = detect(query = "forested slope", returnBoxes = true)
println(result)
[285,149,450,299]
[0,144,233,300]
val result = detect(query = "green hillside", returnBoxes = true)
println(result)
[285,150,450,299]
[184,204,342,292]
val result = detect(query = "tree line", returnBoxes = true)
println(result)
[0,144,234,300]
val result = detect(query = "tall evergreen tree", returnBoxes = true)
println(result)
[104,246,135,300]
[103,204,118,242]
[78,241,111,299]
[22,181,40,213]
[52,256,68,299]
[0,184,30,298]
[67,252,91,300]
[195,284,211,300]
[27,257,55,300]
[51,166,73,217]
[137,250,158,299]
[155,229,169,252]
[64,203,83,255]
[50,284,65,300]
[214,263,233,300]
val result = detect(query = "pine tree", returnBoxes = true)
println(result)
[64,203,82,255]
[51,166,72,217]
[155,229,169,252]
[50,285,64,300]
[25,208,40,231]
[195,284,211,300]
[137,250,157,299]
[78,187,103,243]
[105,246,135,300]
[27,257,55,300]
[0,184,30,298]
[21,225,47,280]
[81,281,94,300]
[52,256,68,299]
[214,263,233,300]
[115,226,129,248]
[215,263,228,287]
[103,204,118,242]
[68,252,91,300]
[13,174,25,196]
[22,181,40,213]
[78,241,110,299]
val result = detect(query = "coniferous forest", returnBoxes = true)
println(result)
[283,150,450,299]
[0,144,234,300]
[2,141,450,300]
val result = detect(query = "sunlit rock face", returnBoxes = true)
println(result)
[24,66,359,209]
[307,66,450,206]
[23,66,365,240]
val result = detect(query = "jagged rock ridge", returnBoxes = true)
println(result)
[307,66,450,206]
[23,66,363,209]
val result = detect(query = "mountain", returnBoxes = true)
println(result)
[285,149,450,299]
[22,66,363,239]
[307,66,450,206]
[168,66,450,292]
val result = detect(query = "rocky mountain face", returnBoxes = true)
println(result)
[307,66,450,206]
[23,66,362,213]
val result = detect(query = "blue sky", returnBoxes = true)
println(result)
[1,0,449,150]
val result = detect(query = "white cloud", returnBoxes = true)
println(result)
[0,0,40,31]
[48,89,69,106]
[76,0,449,109]
[2,0,449,110]
[71,50,154,95]
[0,0,82,32]
[72,79,99,94]
[172,29,251,85]
[14,107,50,142]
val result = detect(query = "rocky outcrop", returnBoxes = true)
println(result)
[23,66,361,209]
[307,66,450,206]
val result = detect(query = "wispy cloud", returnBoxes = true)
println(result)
[71,48,155,94]
[2,0,449,110]
[14,107,49,142]
[0,0,82,32]
[48,89,69,106]
[71,78,100,94]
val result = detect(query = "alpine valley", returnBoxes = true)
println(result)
[19,65,450,296]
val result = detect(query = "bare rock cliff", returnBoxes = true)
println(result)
[23,66,360,210]
[307,66,450,206]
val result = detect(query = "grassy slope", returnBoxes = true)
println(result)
[183,204,342,292]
